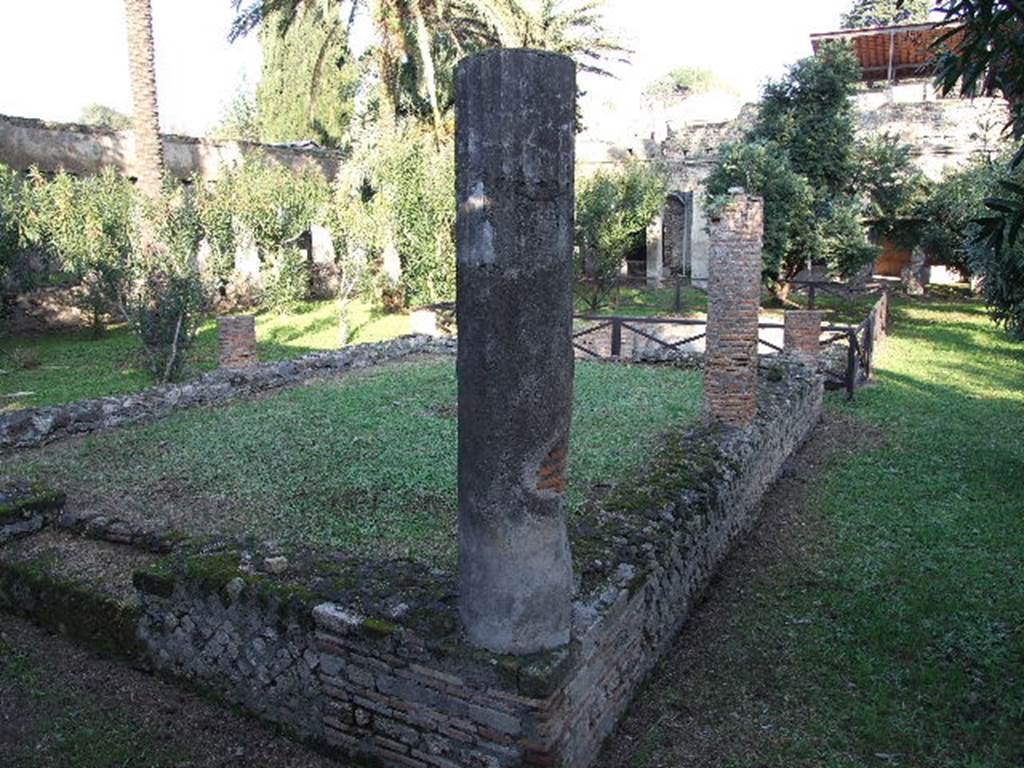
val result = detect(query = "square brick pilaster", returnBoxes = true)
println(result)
[783,310,825,364]
[217,315,257,368]
[704,192,762,428]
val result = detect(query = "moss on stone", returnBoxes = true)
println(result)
[0,483,65,524]
[0,556,142,660]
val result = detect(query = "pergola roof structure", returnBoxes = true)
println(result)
[810,22,962,83]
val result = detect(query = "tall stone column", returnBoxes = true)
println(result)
[784,310,825,364]
[646,213,664,287]
[704,191,763,428]
[455,49,576,654]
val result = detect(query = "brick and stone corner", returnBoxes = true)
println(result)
[454,48,576,655]
[784,310,825,364]
[217,315,257,368]
[704,190,763,428]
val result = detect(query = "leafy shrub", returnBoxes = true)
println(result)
[261,246,310,309]
[704,42,908,291]
[0,164,22,286]
[121,184,210,381]
[575,160,667,310]
[213,155,330,302]
[24,167,134,330]
[335,124,456,309]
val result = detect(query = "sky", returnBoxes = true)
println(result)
[0,0,856,137]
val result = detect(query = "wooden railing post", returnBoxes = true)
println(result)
[610,317,622,357]
[846,331,857,400]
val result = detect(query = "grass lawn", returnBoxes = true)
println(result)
[0,298,410,412]
[576,283,708,317]
[4,359,702,566]
[602,294,1024,767]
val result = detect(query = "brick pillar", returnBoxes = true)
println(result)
[455,49,576,654]
[784,310,824,364]
[217,315,257,368]
[704,191,763,428]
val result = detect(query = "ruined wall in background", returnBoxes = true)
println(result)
[0,113,344,182]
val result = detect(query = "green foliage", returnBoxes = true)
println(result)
[0,164,24,287]
[17,168,210,380]
[707,42,892,285]
[78,103,132,130]
[121,186,210,382]
[575,161,667,310]
[919,157,1002,273]
[705,141,819,283]
[841,0,931,28]
[751,42,860,198]
[933,1,1024,330]
[336,124,456,308]
[212,155,330,304]
[935,1,1024,141]
[856,132,930,247]
[972,221,1024,337]
[644,67,738,103]
[207,85,261,143]
[917,152,1024,336]
[24,167,134,327]
[220,156,329,259]
[255,4,359,148]
[261,246,310,309]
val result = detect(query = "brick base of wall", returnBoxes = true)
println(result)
[217,315,258,368]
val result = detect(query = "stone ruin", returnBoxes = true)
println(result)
[0,50,828,768]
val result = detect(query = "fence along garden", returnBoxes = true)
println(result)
[573,287,891,399]
[0,50,843,768]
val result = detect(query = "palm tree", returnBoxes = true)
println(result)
[451,0,629,77]
[123,0,165,201]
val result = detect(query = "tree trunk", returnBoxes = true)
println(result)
[371,0,401,130]
[123,0,165,202]
[408,0,444,145]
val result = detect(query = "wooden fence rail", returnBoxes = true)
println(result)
[572,291,891,400]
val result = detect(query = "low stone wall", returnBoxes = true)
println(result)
[0,481,65,545]
[0,335,456,453]
[126,358,822,768]
[135,566,324,742]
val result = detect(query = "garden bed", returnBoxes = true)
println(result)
[2,357,702,566]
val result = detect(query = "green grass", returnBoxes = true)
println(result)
[575,283,708,317]
[4,359,701,565]
[0,636,178,767]
[623,295,1024,767]
[0,298,410,411]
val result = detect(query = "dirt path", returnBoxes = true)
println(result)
[0,614,347,768]
[594,409,881,767]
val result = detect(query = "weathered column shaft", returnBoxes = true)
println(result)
[646,213,664,287]
[455,49,576,654]
[784,310,825,363]
[704,193,763,428]
[217,315,257,368]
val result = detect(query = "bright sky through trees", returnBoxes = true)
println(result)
[0,0,857,137]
